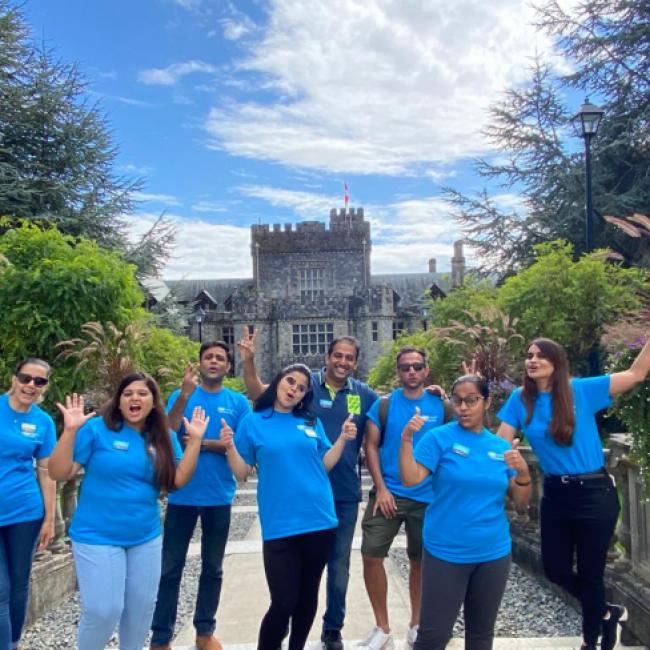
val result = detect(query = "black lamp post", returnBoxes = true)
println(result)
[573,98,605,252]
[195,306,206,343]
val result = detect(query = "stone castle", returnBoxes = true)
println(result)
[159,207,466,379]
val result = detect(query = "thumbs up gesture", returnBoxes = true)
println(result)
[504,438,529,478]
[340,413,357,441]
[403,406,427,441]
[220,417,235,450]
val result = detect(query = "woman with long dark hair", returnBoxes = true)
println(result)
[399,374,530,649]
[49,372,208,650]
[0,358,57,650]
[497,336,650,650]
[221,363,356,650]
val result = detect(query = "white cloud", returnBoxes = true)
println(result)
[138,60,217,86]
[221,17,254,41]
[192,200,230,213]
[133,191,182,206]
[127,213,252,279]
[115,96,153,108]
[172,0,202,10]
[237,184,339,217]
[205,0,561,175]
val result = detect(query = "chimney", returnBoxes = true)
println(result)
[428,258,437,274]
[451,240,466,288]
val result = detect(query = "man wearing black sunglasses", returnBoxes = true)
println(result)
[359,346,450,650]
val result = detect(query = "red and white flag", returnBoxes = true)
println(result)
[344,181,349,207]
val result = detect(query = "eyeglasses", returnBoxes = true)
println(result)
[450,395,484,407]
[284,375,308,393]
[16,372,49,388]
[397,362,426,372]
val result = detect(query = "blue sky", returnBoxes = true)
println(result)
[23,0,572,279]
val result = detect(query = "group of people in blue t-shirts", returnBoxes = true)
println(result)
[1,331,649,650]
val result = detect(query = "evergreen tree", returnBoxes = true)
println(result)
[445,1,650,276]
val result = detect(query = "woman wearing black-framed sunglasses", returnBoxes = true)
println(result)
[0,358,57,650]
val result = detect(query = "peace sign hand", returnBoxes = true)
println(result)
[237,325,259,362]
[56,394,96,432]
[220,418,235,449]
[181,362,199,397]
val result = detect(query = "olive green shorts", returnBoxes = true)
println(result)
[361,490,427,560]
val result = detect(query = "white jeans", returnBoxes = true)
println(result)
[72,536,162,650]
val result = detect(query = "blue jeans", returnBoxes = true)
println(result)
[150,504,231,644]
[322,500,359,633]
[72,536,162,650]
[0,518,42,650]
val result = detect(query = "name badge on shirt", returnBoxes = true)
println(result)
[347,395,361,415]
[487,451,505,461]
[298,424,318,438]
[20,423,38,438]
[319,399,333,409]
[452,443,470,457]
[113,440,130,451]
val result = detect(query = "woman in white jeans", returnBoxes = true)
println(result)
[49,372,207,650]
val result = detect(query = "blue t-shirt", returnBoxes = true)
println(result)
[497,376,611,475]
[311,370,378,502]
[235,408,338,541]
[368,388,445,503]
[0,394,56,526]
[167,386,251,506]
[69,416,182,547]
[414,421,516,563]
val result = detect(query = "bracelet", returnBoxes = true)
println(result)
[515,478,531,486]
[401,435,413,443]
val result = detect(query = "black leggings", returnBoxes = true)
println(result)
[540,475,619,645]
[259,528,336,650]
[414,550,511,650]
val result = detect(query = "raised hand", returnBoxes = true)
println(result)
[219,417,235,449]
[182,406,209,442]
[237,325,258,362]
[181,362,199,397]
[340,413,357,441]
[56,393,96,432]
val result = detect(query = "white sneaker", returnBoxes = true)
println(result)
[357,627,394,650]
[406,625,418,648]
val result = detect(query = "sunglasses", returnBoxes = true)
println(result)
[397,362,426,372]
[16,372,49,388]
[450,395,484,407]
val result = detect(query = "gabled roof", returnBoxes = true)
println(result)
[371,272,451,306]
[165,278,252,305]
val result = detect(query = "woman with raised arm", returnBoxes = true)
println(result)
[49,372,208,650]
[0,358,56,650]
[399,375,530,650]
[497,336,650,650]
[221,363,356,650]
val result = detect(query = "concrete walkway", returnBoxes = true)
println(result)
[152,477,643,650]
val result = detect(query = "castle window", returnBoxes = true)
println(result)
[292,323,334,355]
[299,268,325,302]
[392,321,405,340]
[222,326,234,347]
[371,321,378,342]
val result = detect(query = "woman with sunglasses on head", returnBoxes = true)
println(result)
[399,375,531,650]
[0,358,57,650]
[497,336,650,650]
[49,372,208,650]
[221,363,357,650]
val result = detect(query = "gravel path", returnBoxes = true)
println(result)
[388,547,582,637]
[21,510,258,649]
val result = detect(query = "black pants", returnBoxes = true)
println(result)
[259,528,336,650]
[540,474,619,645]
[414,549,511,650]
